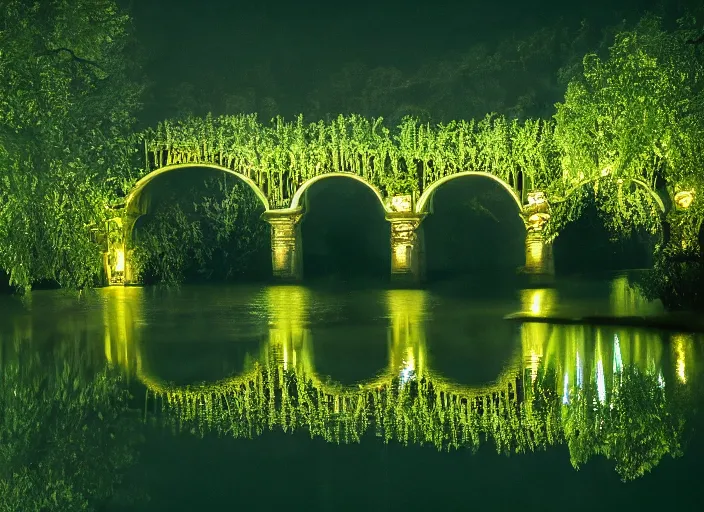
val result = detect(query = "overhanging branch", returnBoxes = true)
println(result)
[686,33,704,45]
[39,47,106,74]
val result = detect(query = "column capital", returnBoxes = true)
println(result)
[522,190,551,233]
[261,207,305,225]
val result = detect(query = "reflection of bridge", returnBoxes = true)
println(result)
[102,286,695,476]
[102,115,697,285]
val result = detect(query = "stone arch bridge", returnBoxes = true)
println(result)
[107,163,540,285]
[102,114,690,285]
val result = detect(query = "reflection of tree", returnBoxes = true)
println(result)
[0,351,142,510]
[605,367,683,480]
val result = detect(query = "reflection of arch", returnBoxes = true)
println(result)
[123,163,270,214]
[416,171,523,215]
[289,172,388,211]
[556,177,666,214]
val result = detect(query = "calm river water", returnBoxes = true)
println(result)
[1,274,703,511]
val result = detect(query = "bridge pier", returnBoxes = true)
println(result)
[386,212,426,284]
[522,191,554,276]
[262,208,304,281]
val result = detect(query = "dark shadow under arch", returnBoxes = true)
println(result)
[300,177,390,282]
[553,194,658,275]
[422,176,525,282]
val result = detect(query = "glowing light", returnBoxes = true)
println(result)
[562,372,570,404]
[114,248,125,272]
[596,359,606,404]
[390,194,413,213]
[673,334,689,384]
[521,288,556,316]
[613,334,623,374]
[527,191,546,206]
[600,165,612,177]
[674,190,694,209]
[576,351,583,388]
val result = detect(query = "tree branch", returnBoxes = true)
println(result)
[39,47,106,73]
[686,33,704,45]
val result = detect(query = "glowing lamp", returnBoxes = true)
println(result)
[528,212,550,230]
[114,248,125,273]
[527,191,546,206]
[674,190,694,209]
[390,194,413,213]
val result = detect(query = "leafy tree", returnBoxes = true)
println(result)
[553,15,704,239]
[0,0,143,291]
[131,174,270,285]
[0,353,142,511]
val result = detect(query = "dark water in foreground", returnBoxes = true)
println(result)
[1,275,704,511]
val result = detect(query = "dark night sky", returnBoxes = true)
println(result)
[130,0,671,113]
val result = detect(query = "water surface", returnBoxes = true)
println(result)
[1,275,702,511]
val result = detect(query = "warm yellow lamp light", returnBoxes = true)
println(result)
[527,191,546,206]
[114,248,125,273]
[528,212,550,230]
[391,194,413,213]
[674,190,694,209]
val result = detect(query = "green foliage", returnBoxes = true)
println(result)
[636,251,704,310]
[553,15,704,238]
[605,367,683,481]
[141,114,561,207]
[149,356,689,481]
[131,175,269,285]
[0,356,141,511]
[0,0,143,291]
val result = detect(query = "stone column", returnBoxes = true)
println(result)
[386,212,426,284]
[123,213,142,285]
[522,191,554,276]
[262,208,304,281]
[104,216,126,286]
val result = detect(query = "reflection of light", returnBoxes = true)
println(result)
[562,372,569,404]
[658,372,665,389]
[115,248,125,272]
[673,335,688,384]
[521,288,556,316]
[387,289,427,379]
[613,334,623,374]
[596,359,606,404]
[576,352,583,388]
[529,352,540,382]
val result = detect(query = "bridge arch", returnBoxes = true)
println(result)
[124,163,270,214]
[556,176,666,214]
[416,171,523,215]
[289,172,388,211]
